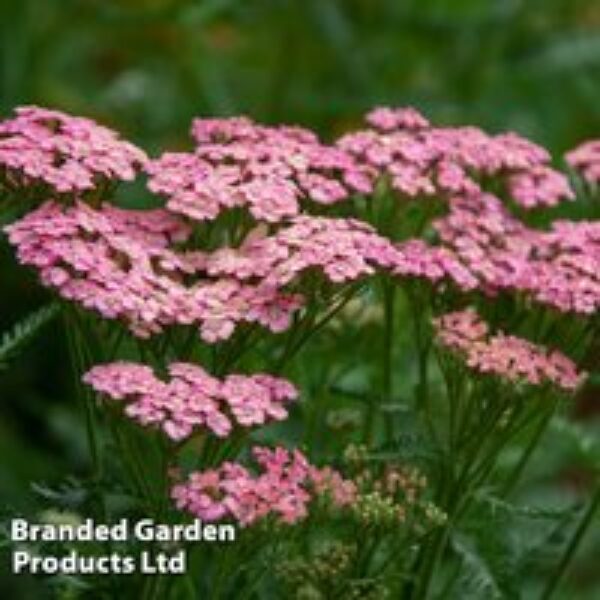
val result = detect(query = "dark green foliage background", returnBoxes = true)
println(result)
[1,1,599,597]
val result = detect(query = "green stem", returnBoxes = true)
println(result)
[108,416,155,510]
[64,311,105,521]
[381,279,396,443]
[501,402,556,497]
[275,283,362,374]
[411,392,514,599]
[407,286,435,444]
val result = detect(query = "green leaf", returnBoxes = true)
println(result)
[0,302,60,369]
[451,533,504,599]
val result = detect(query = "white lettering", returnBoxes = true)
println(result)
[12,551,31,573]
[11,519,29,541]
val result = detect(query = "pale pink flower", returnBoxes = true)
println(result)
[0,105,147,193]
[4,201,304,341]
[337,106,574,208]
[83,362,298,441]
[147,116,373,223]
[433,308,586,391]
[203,215,400,287]
[171,446,356,526]
[431,193,600,314]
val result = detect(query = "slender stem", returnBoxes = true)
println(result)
[407,286,435,443]
[64,311,104,518]
[275,283,362,374]
[540,481,600,600]
[501,402,556,497]
[411,391,515,599]
[381,278,396,443]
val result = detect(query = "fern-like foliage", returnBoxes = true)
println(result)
[0,302,60,369]
[446,490,582,599]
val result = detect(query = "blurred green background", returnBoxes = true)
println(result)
[1,0,600,597]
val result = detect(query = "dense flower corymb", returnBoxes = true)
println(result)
[338,106,574,208]
[525,219,600,315]
[433,308,585,391]
[83,362,298,441]
[171,446,356,525]
[433,193,539,292]
[0,105,147,193]
[432,193,600,314]
[147,116,373,223]
[4,201,303,341]
[201,216,400,286]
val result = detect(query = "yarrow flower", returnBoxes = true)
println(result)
[392,238,479,291]
[171,446,356,526]
[433,308,585,391]
[201,216,400,286]
[366,106,430,131]
[565,139,600,184]
[147,116,373,223]
[337,106,574,208]
[430,193,600,314]
[4,201,303,341]
[83,362,298,441]
[0,105,147,194]
[524,219,600,315]
[432,193,539,292]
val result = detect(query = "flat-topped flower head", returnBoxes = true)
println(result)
[433,193,540,292]
[525,219,600,315]
[433,308,585,391]
[392,238,479,291]
[0,105,147,194]
[202,216,400,287]
[432,193,600,314]
[565,139,600,184]
[4,201,303,341]
[147,116,373,223]
[337,106,574,208]
[83,362,298,441]
[171,446,356,526]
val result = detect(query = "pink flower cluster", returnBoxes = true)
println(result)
[433,193,537,292]
[565,139,600,184]
[83,362,298,441]
[526,219,600,314]
[338,106,574,208]
[0,106,147,193]
[433,308,585,391]
[171,446,356,526]
[431,193,600,314]
[200,216,399,285]
[392,238,478,290]
[147,116,373,223]
[7,192,598,337]
[4,201,303,341]
[3,105,597,342]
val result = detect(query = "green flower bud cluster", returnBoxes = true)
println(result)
[351,490,407,526]
[276,558,310,589]
[312,542,355,581]
[422,501,448,527]
[385,465,427,504]
[276,542,357,596]
[343,460,447,533]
